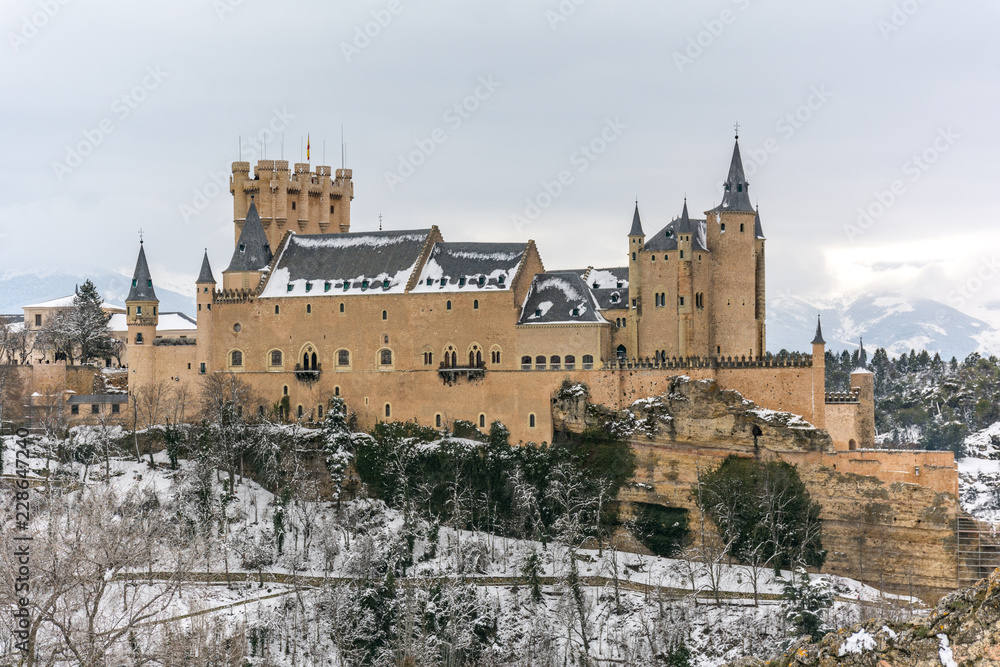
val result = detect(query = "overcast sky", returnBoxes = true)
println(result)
[2,0,998,322]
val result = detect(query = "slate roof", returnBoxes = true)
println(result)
[574,267,629,311]
[628,203,644,236]
[518,271,607,325]
[126,243,158,302]
[710,138,755,214]
[260,229,433,297]
[196,250,216,284]
[754,208,766,239]
[66,394,129,405]
[108,312,196,333]
[226,201,273,273]
[811,316,825,345]
[644,201,710,253]
[410,242,527,293]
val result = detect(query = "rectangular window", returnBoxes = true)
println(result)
[199,363,206,374]
[34,314,41,326]
[111,403,120,414]
[71,404,79,415]
[91,404,99,415]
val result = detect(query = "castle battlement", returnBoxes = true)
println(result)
[603,353,813,371]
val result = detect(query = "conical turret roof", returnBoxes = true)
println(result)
[628,202,644,237]
[676,199,695,234]
[196,250,216,284]
[754,207,766,239]
[226,200,273,272]
[713,138,755,214]
[811,315,825,345]
[126,243,158,302]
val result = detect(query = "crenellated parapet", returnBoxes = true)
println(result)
[602,353,813,371]
[825,388,861,404]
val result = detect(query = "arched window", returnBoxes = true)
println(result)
[446,300,452,310]
[535,355,546,370]
[521,355,532,370]
[385,403,391,418]
[529,414,536,428]
[582,354,594,370]
[491,347,502,365]
[380,349,393,366]
[339,303,345,313]
[479,414,486,428]
[473,299,479,310]
[334,386,341,396]
[382,310,387,320]
[337,350,350,366]
[565,355,576,370]
[297,405,303,418]
[270,350,282,366]
[311,352,317,369]
[318,404,324,419]
[450,350,457,367]
[275,305,280,315]
[616,345,626,360]
[231,350,243,366]
[135,332,143,344]
[306,304,312,314]
[423,350,434,365]
[436,414,442,428]
[550,355,561,370]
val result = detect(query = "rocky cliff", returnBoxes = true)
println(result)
[732,567,1000,666]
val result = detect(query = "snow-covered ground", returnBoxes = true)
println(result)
[960,424,1000,524]
[0,431,927,666]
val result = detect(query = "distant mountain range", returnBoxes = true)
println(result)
[0,271,195,316]
[767,292,993,360]
[0,274,993,360]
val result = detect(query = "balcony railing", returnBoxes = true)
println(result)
[294,363,322,382]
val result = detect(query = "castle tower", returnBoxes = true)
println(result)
[230,158,354,252]
[811,315,826,429]
[626,203,644,358]
[753,207,766,353]
[195,250,216,375]
[675,200,696,358]
[851,338,876,448]
[706,135,761,358]
[125,242,159,388]
[223,199,273,291]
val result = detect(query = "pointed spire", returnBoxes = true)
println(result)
[628,201,644,237]
[226,199,273,272]
[811,315,825,345]
[856,338,868,370]
[754,206,765,239]
[196,249,216,284]
[677,198,695,233]
[714,137,755,213]
[126,243,158,302]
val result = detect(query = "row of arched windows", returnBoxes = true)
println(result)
[229,344,505,371]
[519,354,593,371]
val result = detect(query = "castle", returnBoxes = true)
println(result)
[123,136,874,449]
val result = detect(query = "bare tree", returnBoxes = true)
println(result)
[200,372,258,492]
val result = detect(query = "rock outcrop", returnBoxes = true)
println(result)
[731,567,1000,666]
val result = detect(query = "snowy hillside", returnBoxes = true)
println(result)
[0,270,195,315]
[768,292,992,359]
[959,423,1000,524]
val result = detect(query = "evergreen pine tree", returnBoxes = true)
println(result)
[71,280,114,364]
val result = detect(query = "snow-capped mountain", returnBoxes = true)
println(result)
[0,271,195,316]
[767,292,994,359]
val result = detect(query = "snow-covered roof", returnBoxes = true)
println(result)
[518,271,608,325]
[573,267,629,311]
[260,229,433,298]
[644,216,709,253]
[23,295,76,309]
[410,242,527,293]
[107,312,196,333]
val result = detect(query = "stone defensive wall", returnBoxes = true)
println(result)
[550,376,963,603]
[12,363,100,396]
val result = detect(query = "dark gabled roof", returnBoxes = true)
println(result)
[196,250,216,284]
[811,315,825,345]
[411,242,527,292]
[574,267,629,310]
[710,138,755,214]
[754,207,766,240]
[518,271,607,325]
[226,201,273,273]
[644,202,710,253]
[67,394,129,405]
[628,203,644,237]
[259,228,433,297]
[126,243,158,303]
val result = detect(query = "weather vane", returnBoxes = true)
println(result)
[734,121,740,139]
[379,214,383,231]
[138,228,145,243]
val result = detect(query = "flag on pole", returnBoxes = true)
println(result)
[307,134,311,161]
